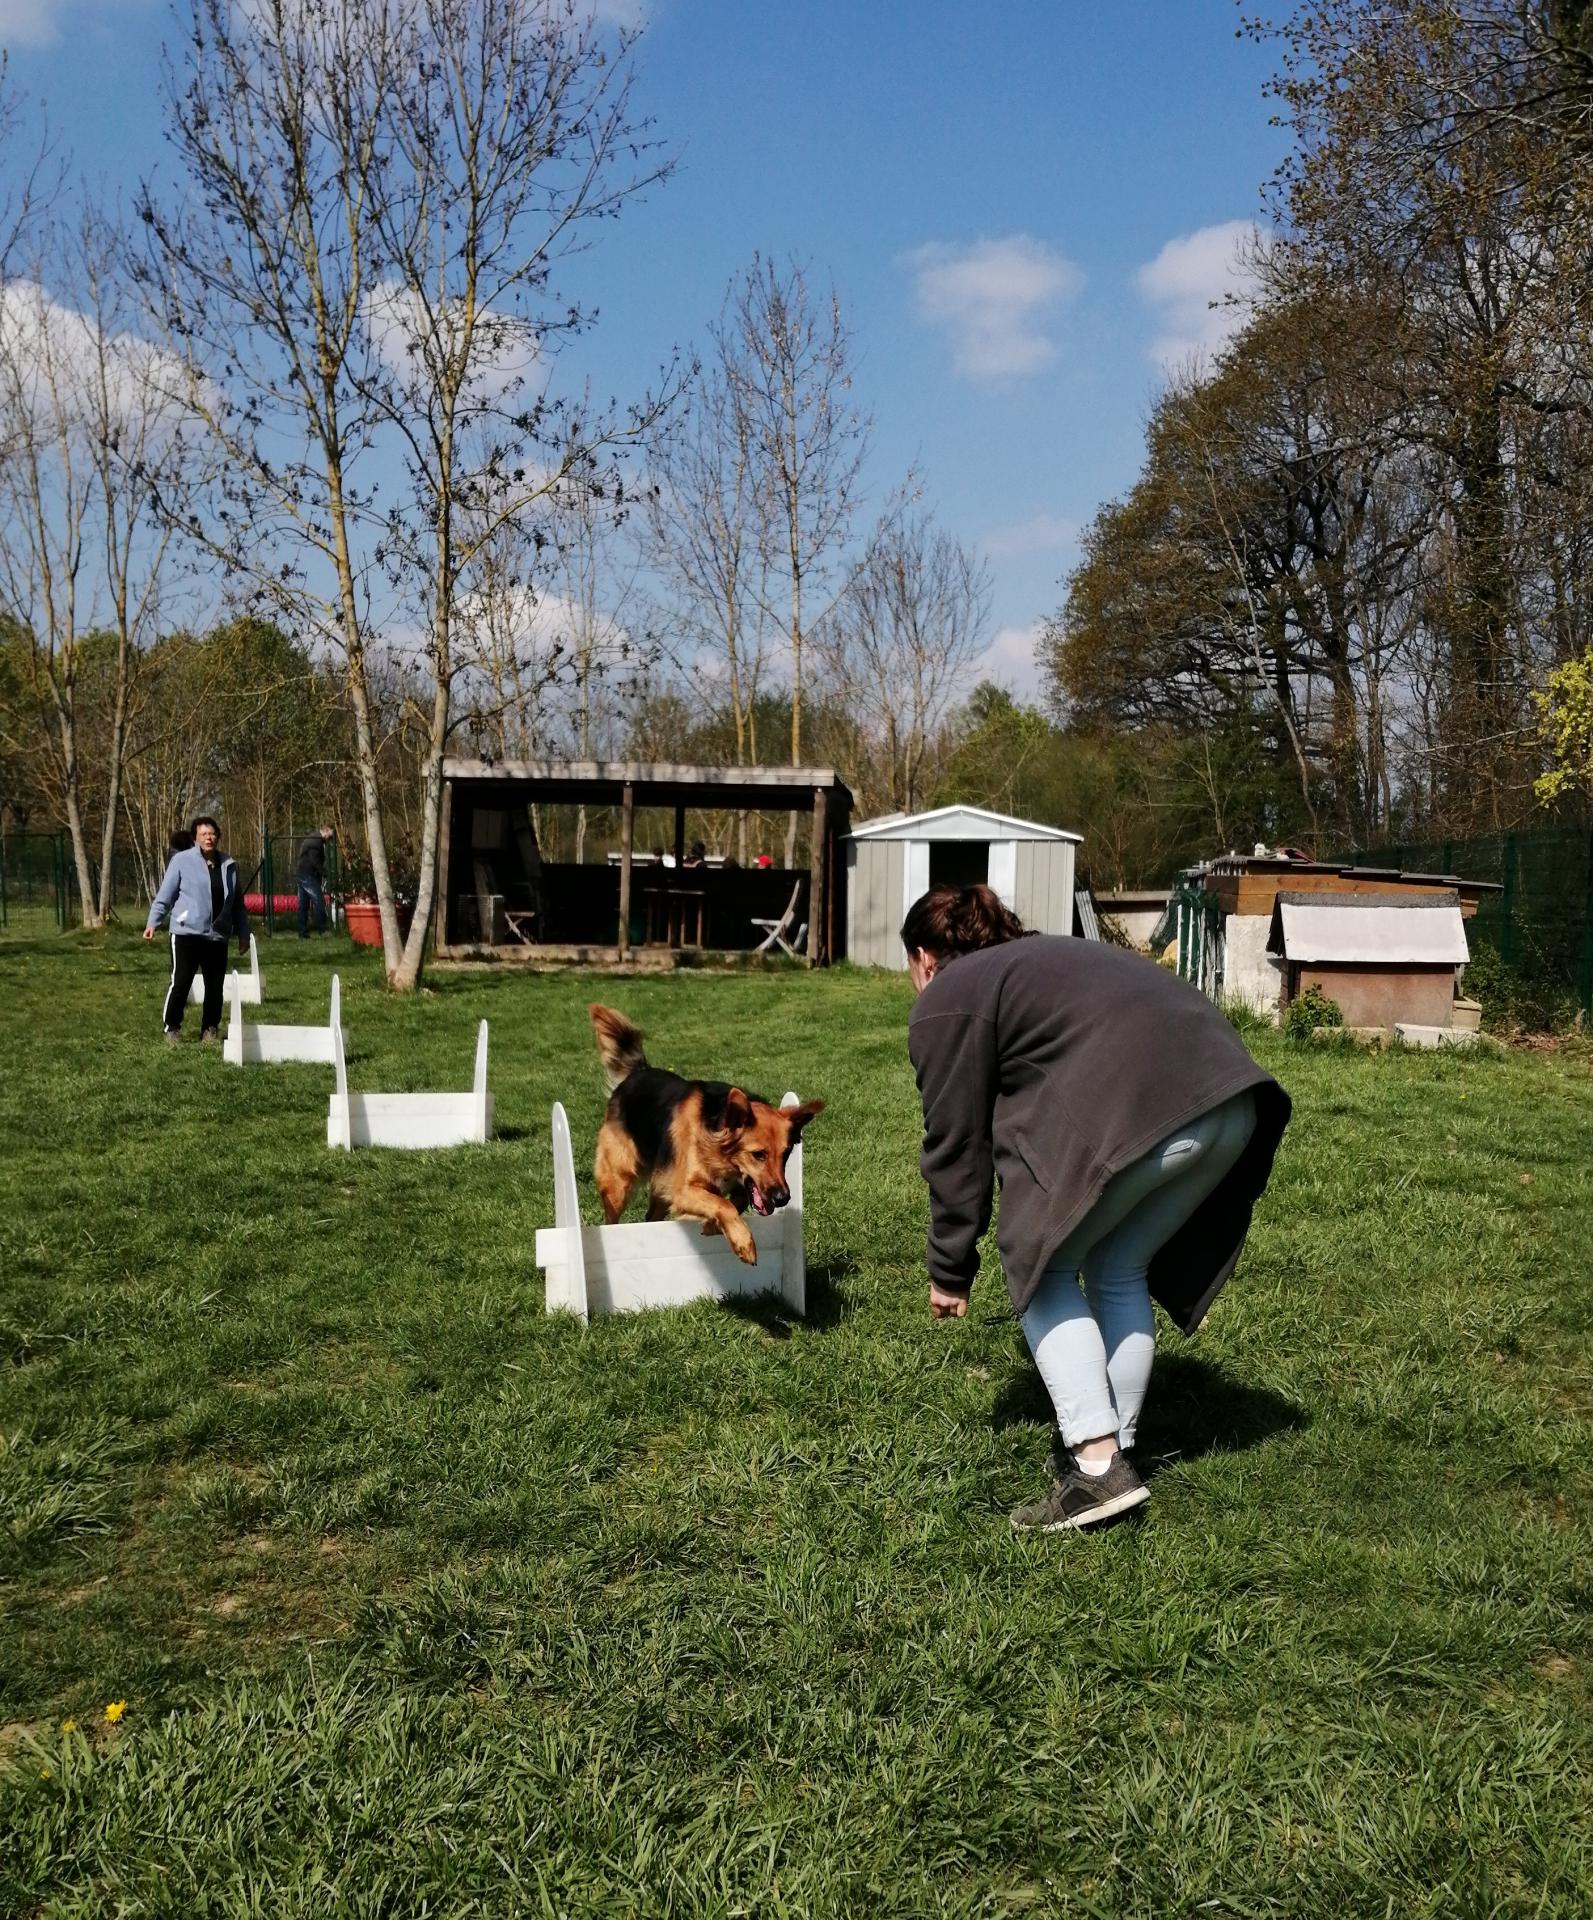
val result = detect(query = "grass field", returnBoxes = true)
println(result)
[1,928,1590,1917]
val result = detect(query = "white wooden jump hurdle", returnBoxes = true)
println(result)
[190,932,262,1006]
[536,1092,807,1322]
[327,1015,492,1150]
[225,971,347,1067]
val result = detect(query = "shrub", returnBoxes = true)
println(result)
[1461,941,1579,1036]
[1283,983,1344,1042]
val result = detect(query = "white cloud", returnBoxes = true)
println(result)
[982,512,1079,561]
[0,279,196,451]
[362,281,540,404]
[0,0,64,47]
[0,0,139,48]
[961,619,1046,697]
[1135,219,1268,373]
[905,235,1083,384]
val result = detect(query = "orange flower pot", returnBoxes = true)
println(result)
[345,901,413,948]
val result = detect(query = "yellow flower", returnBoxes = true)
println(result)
[39,1767,52,1779]
[61,1719,76,1734]
[104,1701,126,1724]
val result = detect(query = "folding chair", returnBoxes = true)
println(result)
[751,879,808,958]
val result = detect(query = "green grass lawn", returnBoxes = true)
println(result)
[1,929,1589,1917]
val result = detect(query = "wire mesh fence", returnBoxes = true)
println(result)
[1,827,343,936]
[1352,825,1593,1021]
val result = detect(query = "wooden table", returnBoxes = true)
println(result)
[639,884,707,948]
[667,886,706,948]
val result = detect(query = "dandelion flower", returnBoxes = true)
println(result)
[39,1767,52,1779]
[104,1701,126,1724]
[61,1719,75,1734]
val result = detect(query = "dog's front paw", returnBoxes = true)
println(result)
[727,1223,758,1266]
[700,1218,723,1238]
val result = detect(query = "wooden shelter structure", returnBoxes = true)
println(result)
[435,760,852,965]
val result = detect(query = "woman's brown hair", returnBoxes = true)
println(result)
[901,882,1028,959]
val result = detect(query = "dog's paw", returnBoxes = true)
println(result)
[727,1225,758,1266]
[699,1218,723,1238]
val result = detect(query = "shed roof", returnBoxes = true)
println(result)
[441,759,851,812]
[1267,891,1470,965]
[843,803,1081,845]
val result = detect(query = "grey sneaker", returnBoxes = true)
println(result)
[200,1028,220,1047]
[1010,1450,1149,1533]
[163,1029,181,1048]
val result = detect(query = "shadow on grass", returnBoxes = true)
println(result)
[717,1259,854,1339]
[991,1345,1307,1469]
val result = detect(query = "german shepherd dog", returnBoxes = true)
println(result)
[588,1005,824,1266]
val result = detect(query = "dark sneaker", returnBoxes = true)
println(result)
[1010,1451,1149,1533]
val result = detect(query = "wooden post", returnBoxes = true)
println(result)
[673,804,686,869]
[618,781,634,961]
[808,784,828,965]
[435,778,454,953]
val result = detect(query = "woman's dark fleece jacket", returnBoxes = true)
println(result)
[907,936,1290,1331]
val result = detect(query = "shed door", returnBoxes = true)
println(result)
[928,841,987,889]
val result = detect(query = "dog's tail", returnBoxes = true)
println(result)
[589,1004,647,1090]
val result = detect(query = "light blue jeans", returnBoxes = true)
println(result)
[1019,1090,1258,1452]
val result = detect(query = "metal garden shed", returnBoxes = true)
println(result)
[842,804,1082,970]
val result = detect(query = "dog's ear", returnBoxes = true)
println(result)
[721,1087,754,1135]
[785,1098,825,1139]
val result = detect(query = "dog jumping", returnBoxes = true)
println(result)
[588,1004,824,1267]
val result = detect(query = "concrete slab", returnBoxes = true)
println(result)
[1393,1023,1479,1050]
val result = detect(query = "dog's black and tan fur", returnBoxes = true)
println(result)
[588,1005,823,1266]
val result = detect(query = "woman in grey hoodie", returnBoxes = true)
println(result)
[143,816,251,1043]
[904,883,1290,1532]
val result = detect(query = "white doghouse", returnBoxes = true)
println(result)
[225,972,347,1067]
[536,1093,808,1322]
[327,1016,492,1150]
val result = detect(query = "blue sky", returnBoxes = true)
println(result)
[1,0,1287,695]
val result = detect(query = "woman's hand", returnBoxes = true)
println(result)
[929,1281,967,1320]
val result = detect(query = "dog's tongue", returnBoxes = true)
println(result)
[750,1185,770,1216]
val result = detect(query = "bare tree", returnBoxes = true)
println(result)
[0,212,188,924]
[647,357,771,766]
[722,255,868,861]
[140,0,676,985]
[458,475,643,858]
[818,511,991,816]
[646,348,779,858]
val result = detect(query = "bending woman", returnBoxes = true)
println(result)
[905,884,1290,1533]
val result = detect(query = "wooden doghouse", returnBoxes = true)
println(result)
[1267,890,1470,1031]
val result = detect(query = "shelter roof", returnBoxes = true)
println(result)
[843,803,1081,844]
[442,759,852,812]
[1267,891,1470,965]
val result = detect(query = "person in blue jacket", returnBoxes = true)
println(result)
[143,815,251,1044]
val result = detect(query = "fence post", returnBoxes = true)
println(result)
[55,831,67,931]
[1499,834,1517,966]
[263,832,275,937]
